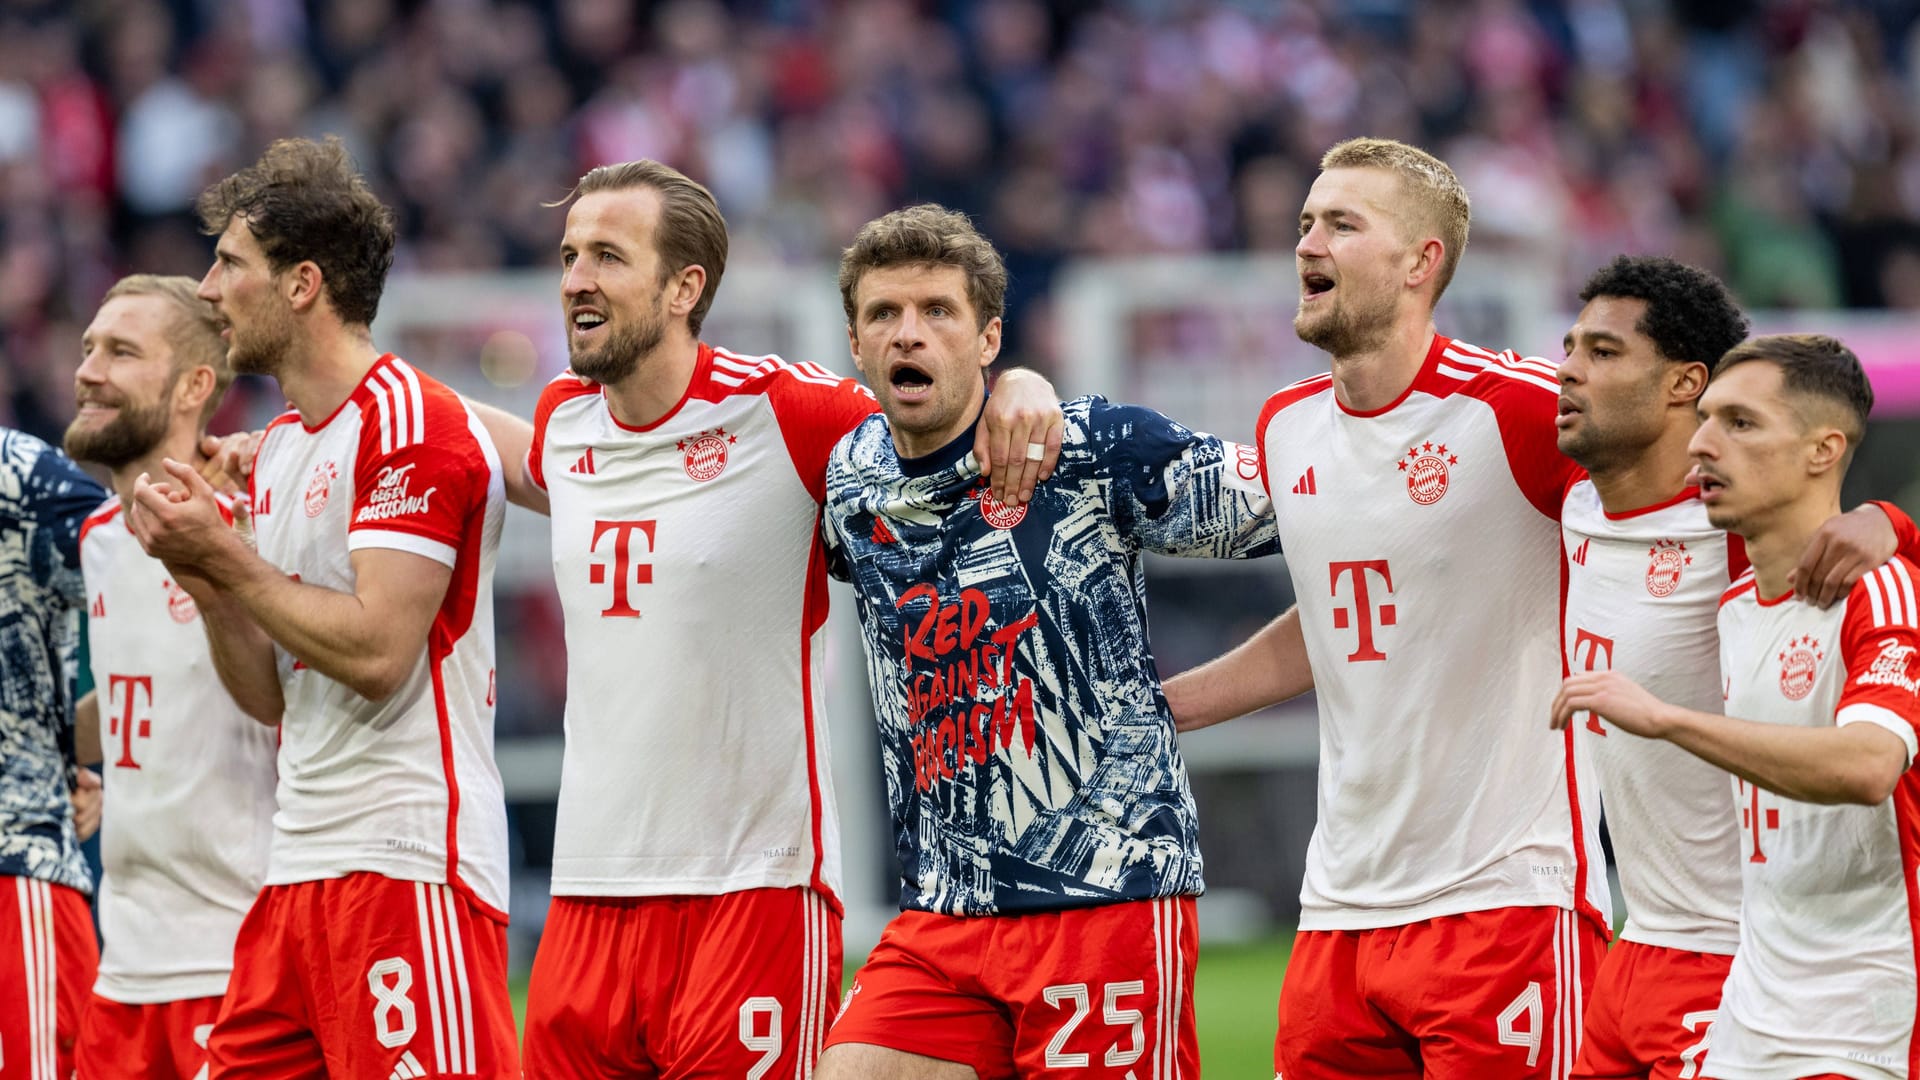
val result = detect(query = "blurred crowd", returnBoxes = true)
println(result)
[6,0,1920,439]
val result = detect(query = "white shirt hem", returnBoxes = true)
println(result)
[1618,923,1741,956]
[92,970,232,1004]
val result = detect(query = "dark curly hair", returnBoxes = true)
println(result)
[197,137,395,328]
[1578,255,1748,369]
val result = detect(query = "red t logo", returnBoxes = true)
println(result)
[589,519,657,618]
[1738,779,1779,863]
[1572,628,1616,736]
[107,673,154,769]
[1329,560,1395,663]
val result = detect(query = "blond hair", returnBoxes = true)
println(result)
[101,274,233,426]
[838,204,1007,329]
[552,160,729,337]
[1320,137,1471,300]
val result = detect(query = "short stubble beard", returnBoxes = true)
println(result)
[569,297,668,386]
[1294,287,1396,358]
[64,388,175,469]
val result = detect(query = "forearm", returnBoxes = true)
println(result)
[191,585,286,724]
[73,691,101,766]
[466,400,547,514]
[1660,705,1905,805]
[1165,606,1313,732]
[205,546,415,702]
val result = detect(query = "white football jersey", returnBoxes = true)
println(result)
[79,497,276,1002]
[1561,482,1744,954]
[1256,334,1610,931]
[528,344,876,907]
[248,354,509,917]
[1706,558,1920,1080]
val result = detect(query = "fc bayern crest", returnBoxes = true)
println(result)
[1777,634,1825,701]
[977,488,1027,530]
[162,579,198,624]
[304,461,338,518]
[1396,441,1457,506]
[1645,539,1690,597]
[677,428,735,483]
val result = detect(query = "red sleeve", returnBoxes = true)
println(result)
[1875,501,1920,565]
[1726,533,1751,580]
[527,373,598,492]
[1466,355,1585,520]
[1834,559,1920,755]
[346,366,488,566]
[1254,395,1282,499]
[764,364,879,504]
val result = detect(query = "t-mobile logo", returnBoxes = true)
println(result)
[588,519,657,618]
[1329,560,1395,663]
[107,673,154,769]
[1572,628,1616,736]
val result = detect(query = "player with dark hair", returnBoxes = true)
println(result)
[816,204,1276,1078]
[125,137,519,1078]
[1555,258,1915,1080]
[64,274,278,1080]
[0,425,105,1080]
[1555,334,1920,1080]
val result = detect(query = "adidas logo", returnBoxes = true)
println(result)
[388,1051,428,1079]
[872,519,898,544]
[1571,537,1590,566]
[569,448,597,475]
[1290,467,1317,495]
[91,594,106,618]
[254,489,272,515]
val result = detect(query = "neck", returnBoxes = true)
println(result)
[1744,489,1844,599]
[602,330,701,429]
[1328,315,1438,413]
[892,386,987,461]
[281,323,382,427]
[1586,421,1697,514]
[109,424,208,506]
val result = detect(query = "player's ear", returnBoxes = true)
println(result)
[284,260,324,313]
[1670,362,1709,406]
[668,265,706,322]
[1806,426,1849,476]
[174,364,218,418]
[977,317,1001,369]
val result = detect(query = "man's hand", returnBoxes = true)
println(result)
[1552,671,1672,737]
[1791,503,1899,608]
[70,768,101,843]
[197,431,263,497]
[976,369,1062,506]
[126,458,245,574]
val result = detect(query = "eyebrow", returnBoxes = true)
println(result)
[1300,207,1365,224]
[1566,329,1628,348]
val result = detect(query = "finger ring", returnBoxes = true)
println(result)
[1025,442,1045,461]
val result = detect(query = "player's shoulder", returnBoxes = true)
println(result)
[351,355,485,453]
[1259,373,1335,430]
[1843,556,1920,630]
[704,345,860,398]
[1720,567,1759,610]
[533,370,601,417]
[77,495,123,548]
[1431,336,1561,407]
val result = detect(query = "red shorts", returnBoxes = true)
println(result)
[523,887,841,1079]
[0,877,97,1080]
[77,993,223,1079]
[1277,905,1607,1080]
[825,896,1199,1079]
[208,873,518,1079]
[1574,940,1732,1080]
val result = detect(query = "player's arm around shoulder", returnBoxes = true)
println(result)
[467,396,547,516]
[1553,569,1920,806]
[1085,396,1279,560]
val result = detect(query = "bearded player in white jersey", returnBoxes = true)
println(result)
[1168,136,1611,1078]
[61,274,278,1079]
[450,160,1062,1078]
[1556,335,1920,1080]
[1555,257,1917,1080]
[123,137,519,1078]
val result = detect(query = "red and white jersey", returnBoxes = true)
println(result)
[1708,558,1920,1080]
[1255,333,1609,930]
[527,343,876,906]
[248,353,509,918]
[1561,483,1745,954]
[78,497,276,1003]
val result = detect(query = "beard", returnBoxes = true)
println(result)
[226,302,296,377]
[64,391,174,469]
[1294,286,1396,358]
[568,299,667,386]
[1557,381,1667,473]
